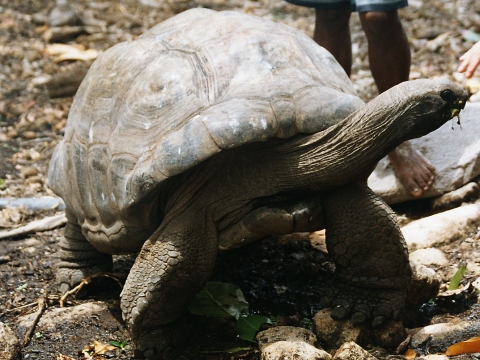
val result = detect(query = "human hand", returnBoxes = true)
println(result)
[458,41,480,78]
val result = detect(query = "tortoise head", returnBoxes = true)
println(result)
[383,79,468,141]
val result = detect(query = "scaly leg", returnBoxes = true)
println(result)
[321,182,412,326]
[120,207,218,359]
[57,212,112,293]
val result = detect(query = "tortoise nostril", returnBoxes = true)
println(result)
[440,89,455,102]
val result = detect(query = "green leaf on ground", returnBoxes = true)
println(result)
[188,282,249,319]
[448,264,467,290]
[109,340,128,350]
[16,283,28,291]
[0,178,4,186]
[236,315,271,342]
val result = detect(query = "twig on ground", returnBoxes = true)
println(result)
[22,290,48,348]
[59,272,124,307]
[0,213,67,240]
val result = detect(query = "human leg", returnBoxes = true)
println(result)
[360,10,435,198]
[313,7,352,75]
[358,10,410,93]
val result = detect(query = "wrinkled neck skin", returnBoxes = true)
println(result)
[279,85,453,191]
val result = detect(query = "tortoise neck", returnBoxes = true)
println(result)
[295,90,413,188]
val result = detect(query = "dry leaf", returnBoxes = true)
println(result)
[445,337,480,356]
[93,340,116,354]
[438,282,470,297]
[56,354,75,360]
[309,230,327,254]
[45,43,98,63]
[53,49,98,63]
[403,348,416,359]
[0,18,15,29]
[45,43,86,55]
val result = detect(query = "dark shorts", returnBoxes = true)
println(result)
[285,0,408,12]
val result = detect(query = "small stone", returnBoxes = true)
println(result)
[332,341,377,360]
[25,176,43,185]
[0,255,11,264]
[48,0,82,27]
[256,326,318,351]
[21,166,38,178]
[22,131,37,140]
[6,129,18,138]
[409,248,449,266]
[261,341,332,360]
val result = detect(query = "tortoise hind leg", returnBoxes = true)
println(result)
[321,182,412,326]
[120,207,218,359]
[218,195,324,250]
[57,212,112,293]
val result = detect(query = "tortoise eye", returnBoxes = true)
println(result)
[440,89,455,102]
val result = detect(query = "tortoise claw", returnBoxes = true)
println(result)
[350,311,367,325]
[372,315,386,327]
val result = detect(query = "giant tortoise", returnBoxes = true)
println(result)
[47,8,467,358]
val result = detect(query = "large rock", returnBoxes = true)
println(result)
[368,102,480,204]
[0,322,21,360]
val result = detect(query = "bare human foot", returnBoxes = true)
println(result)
[388,141,436,198]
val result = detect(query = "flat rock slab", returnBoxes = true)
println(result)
[368,102,480,204]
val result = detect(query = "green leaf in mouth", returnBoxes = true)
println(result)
[448,107,460,118]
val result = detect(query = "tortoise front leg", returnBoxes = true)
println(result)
[57,212,112,293]
[321,182,412,326]
[120,207,218,359]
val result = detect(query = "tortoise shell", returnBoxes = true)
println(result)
[48,8,363,253]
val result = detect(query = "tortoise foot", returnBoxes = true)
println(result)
[132,319,188,359]
[320,281,406,327]
[56,260,112,293]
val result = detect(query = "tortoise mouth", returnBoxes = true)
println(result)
[444,96,466,120]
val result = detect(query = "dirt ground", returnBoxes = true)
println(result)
[1,0,480,359]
